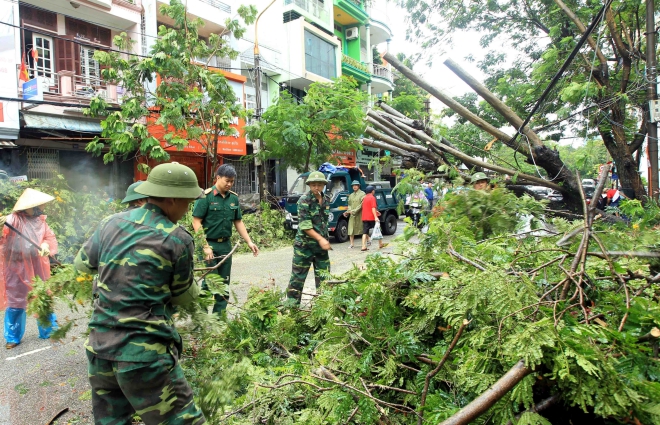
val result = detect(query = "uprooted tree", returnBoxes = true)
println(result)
[396,0,650,201]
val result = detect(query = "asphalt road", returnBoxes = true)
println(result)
[0,220,405,425]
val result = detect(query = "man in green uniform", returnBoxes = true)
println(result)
[343,180,365,248]
[471,172,490,191]
[286,171,332,305]
[192,164,259,314]
[121,181,148,209]
[74,162,206,425]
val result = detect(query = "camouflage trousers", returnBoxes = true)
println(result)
[286,242,330,304]
[201,240,232,314]
[86,350,205,425]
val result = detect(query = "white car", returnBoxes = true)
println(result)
[581,179,596,188]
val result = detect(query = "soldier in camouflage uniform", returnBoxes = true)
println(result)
[286,171,332,305]
[192,164,259,314]
[74,162,206,425]
[121,181,148,209]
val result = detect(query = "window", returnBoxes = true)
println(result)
[31,34,55,85]
[27,148,59,180]
[304,30,336,80]
[80,46,101,86]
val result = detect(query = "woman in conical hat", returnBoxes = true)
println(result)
[0,188,59,349]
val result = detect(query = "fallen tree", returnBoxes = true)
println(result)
[363,53,588,206]
[173,170,659,424]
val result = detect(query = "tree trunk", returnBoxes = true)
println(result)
[439,360,533,425]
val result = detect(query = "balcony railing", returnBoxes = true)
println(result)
[347,0,364,9]
[342,54,369,74]
[23,68,120,104]
[372,63,392,83]
[284,0,330,25]
[199,0,231,14]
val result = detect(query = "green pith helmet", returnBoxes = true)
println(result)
[121,181,149,204]
[306,171,328,185]
[135,162,204,199]
[351,180,360,186]
[470,172,489,184]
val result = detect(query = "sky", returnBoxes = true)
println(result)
[368,0,487,103]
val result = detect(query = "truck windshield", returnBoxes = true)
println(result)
[289,175,308,195]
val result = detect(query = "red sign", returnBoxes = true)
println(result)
[332,149,356,167]
[147,118,247,156]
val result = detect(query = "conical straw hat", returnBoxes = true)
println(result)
[13,188,55,211]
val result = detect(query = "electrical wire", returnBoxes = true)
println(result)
[511,0,615,145]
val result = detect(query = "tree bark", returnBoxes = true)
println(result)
[443,58,544,148]
[442,57,579,198]
[438,360,533,425]
[383,53,523,154]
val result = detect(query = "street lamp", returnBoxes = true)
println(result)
[254,0,277,201]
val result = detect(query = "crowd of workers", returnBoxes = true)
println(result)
[0,164,625,424]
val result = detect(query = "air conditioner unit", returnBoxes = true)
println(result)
[345,27,359,41]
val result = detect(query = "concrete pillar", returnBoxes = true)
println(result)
[365,23,372,105]
[57,70,75,96]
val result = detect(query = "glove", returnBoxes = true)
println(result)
[39,242,50,257]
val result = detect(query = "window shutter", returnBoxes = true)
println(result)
[20,5,57,32]
[55,37,77,73]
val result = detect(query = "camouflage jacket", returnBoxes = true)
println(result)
[295,190,330,246]
[75,203,195,362]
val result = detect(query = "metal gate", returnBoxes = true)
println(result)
[27,148,59,180]
[222,157,255,194]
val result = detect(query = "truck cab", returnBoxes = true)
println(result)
[284,167,399,242]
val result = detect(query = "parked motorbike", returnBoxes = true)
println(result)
[406,202,424,229]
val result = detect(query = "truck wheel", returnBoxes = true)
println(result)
[334,219,349,243]
[382,213,397,235]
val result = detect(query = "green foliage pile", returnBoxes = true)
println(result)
[0,177,120,262]
[230,203,293,254]
[178,189,660,424]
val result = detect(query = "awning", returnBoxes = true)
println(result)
[0,140,17,149]
[22,112,102,133]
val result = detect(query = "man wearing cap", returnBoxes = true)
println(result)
[74,162,205,424]
[121,181,148,209]
[192,164,259,314]
[471,172,490,191]
[343,180,365,248]
[286,171,332,305]
[0,188,58,349]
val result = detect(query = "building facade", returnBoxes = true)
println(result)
[0,0,394,196]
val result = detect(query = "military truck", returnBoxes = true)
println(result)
[284,167,399,243]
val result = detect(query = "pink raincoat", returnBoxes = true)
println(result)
[0,212,58,310]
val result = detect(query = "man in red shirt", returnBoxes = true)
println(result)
[361,186,385,250]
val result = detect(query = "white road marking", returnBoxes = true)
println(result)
[6,345,52,361]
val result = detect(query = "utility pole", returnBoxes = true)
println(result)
[254,0,277,202]
[647,0,658,199]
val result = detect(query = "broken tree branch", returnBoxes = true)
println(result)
[438,359,533,425]
[444,58,544,148]
[418,319,470,425]
[383,52,522,153]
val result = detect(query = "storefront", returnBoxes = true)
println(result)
[138,70,253,191]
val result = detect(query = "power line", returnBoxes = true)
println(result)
[511,0,615,145]
[0,94,121,110]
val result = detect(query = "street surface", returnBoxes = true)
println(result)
[0,220,405,425]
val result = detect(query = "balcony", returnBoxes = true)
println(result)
[341,54,370,83]
[22,68,120,105]
[198,0,230,14]
[284,0,331,28]
[333,0,369,26]
[370,63,393,94]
